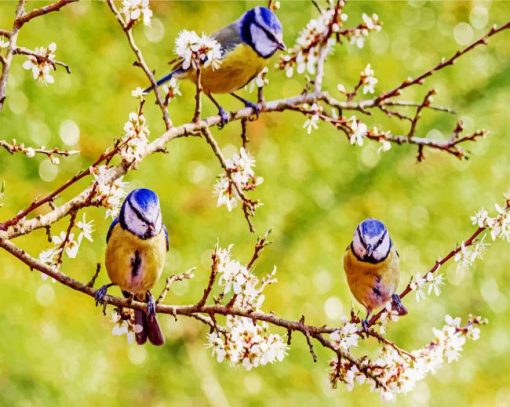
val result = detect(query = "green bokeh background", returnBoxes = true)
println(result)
[1,0,510,405]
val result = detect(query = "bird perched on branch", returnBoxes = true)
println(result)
[343,218,407,331]
[144,6,286,126]
[96,188,169,346]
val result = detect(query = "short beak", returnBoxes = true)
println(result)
[276,40,286,51]
[366,245,373,258]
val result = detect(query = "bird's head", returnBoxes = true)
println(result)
[240,7,286,58]
[351,218,392,263]
[119,188,163,240]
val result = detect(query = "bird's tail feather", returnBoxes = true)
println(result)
[133,308,165,346]
[134,308,148,345]
[143,67,184,94]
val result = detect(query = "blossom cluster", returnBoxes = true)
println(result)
[471,202,510,241]
[329,315,484,401]
[207,316,287,370]
[38,214,94,266]
[205,246,286,370]
[278,1,348,77]
[214,244,276,311]
[91,165,129,218]
[360,64,378,94]
[410,272,445,302]
[120,110,150,164]
[121,0,152,27]
[111,308,140,344]
[22,42,57,85]
[213,148,262,212]
[347,13,382,49]
[174,30,222,71]
[346,116,368,146]
[330,319,359,352]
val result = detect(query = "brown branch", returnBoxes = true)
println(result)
[374,21,510,104]
[0,0,26,112]
[196,251,219,308]
[200,126,257,232]
[15,0,76,28]
[106,0,172,130]
[13,46,71,73]
[157,268,195,304]
[0,139,78,157]
[54,210,77,266]
[407,89,436,139]
[247,230,271,270]
[367,200,510,329]
[192,63,202,123]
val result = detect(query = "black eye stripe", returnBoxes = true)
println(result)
[373,229,388,251]
[253,21,277,43]
[127,199,151,226]
[356,226,368,249]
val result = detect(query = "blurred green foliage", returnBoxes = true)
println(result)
[1,1,510,406]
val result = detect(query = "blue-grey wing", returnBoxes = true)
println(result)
[164,225,170,252]
[211,22,243,56]
[106,218,119,243]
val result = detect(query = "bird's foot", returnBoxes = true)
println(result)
[217,107,230,129]
[95,283,114,306]
[392,294,408,316]
[361,319,369,336]
[243,100,261,120]
[147,291,156,317]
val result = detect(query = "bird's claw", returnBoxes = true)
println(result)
[217,107,230,128]
[147,292,156,317]
[361,319,369,336]
[244,100,261,120]
[95,284,110,306]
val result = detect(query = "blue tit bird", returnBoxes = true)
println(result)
[343,218,407,330]
[95,188,170,346]
[144,6,286,125]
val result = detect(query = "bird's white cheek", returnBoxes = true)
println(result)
[352,234,367,258]
[250,24,277,57]
[373,236,391,262]
[124,204,148,236]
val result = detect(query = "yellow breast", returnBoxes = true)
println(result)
[343,246,400,313]
[105,223,167,295]
[180,44,268,94]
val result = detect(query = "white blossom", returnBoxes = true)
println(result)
[213,148,262,212]
[246,67,269,93]
[22,43,57,85]
[377,139,392,153]
[347,116,367,146]
[330,321,359,351]
[214,245,276,311]
[454,236,488,273]
[329,315,484,400]
[121,0,152,26]
[361,63,378,94]
[111,310,137,344]
[161,77,181,101]
[471,208,489,228]
[131,87,144,98]
[303,114,320,134]
[207,316,287,370]
[0,39,9,48]
[175,30,222,70]
[121,111,150,164]
[51,231,80,258]
[91,165,129,218]
[76,213,94,242]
